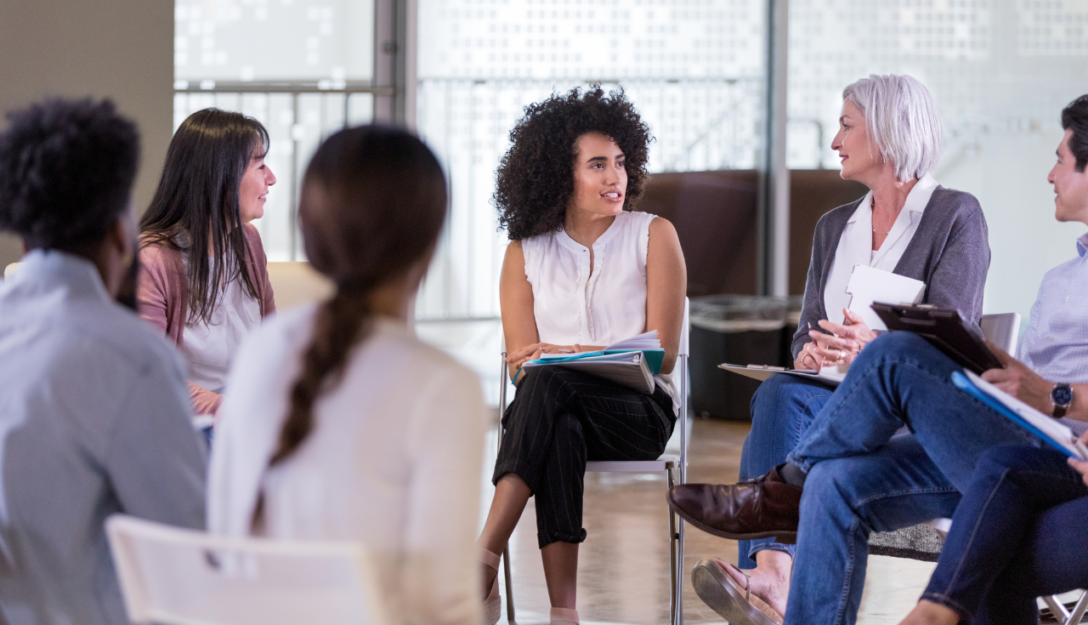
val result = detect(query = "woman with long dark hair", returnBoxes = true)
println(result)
[477,86,687,625]
[137,108,277,417]
[206,125,487,625]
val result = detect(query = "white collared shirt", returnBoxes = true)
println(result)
[823,174,939,324]
[520,210,677,410]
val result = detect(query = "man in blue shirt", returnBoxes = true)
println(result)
[0,99,206,625]
[669,94,1088,625]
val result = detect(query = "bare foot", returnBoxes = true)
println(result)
[898,600,960,625]
[715,558,788,620]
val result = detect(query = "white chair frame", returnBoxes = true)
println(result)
[106,514,387,625]
[1043,591,1088,625]
[495,299,690,625]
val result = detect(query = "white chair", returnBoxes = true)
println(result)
[1043,591,1088,625]
[105,514,387,625]
[495,299,690,625]
[265,261,334,311]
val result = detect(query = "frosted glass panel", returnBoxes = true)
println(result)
[175,0,375,83]
[787,0,1088,321]
[416,0,768,319]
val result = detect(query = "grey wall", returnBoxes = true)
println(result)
[0,0,174,267]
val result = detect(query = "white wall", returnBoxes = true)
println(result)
[940,129,1086,322]
[0,0,174,267]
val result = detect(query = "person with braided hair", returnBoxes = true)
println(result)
[476,86,687,625]
[207,125,487,625]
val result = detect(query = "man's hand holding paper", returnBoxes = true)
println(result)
[979,340,1053,414]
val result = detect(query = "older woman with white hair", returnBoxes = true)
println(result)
[687,74,990,625]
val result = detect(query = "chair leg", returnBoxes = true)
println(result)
[1070,590,1088,625]
[668,467,678,623]
[675,519,685,625]
[502,545,516,624]
[1044,595,1071,623]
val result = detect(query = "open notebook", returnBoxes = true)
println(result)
[521,331,664,393]
[952,370,1088,460]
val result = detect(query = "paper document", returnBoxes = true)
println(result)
[525,331,664,393]
[719,363,848,386]
[526,351,656,393]
[952,370,1088,460]
[846,265,925,331]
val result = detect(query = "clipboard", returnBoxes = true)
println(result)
[719,363,847,386]
[871,303,1002,374]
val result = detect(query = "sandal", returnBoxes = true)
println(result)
[691,559,782,625]
[550,607,579,624]
[478,547,501,625]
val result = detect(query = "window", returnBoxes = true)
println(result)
[173,0,377,261]
[415,0,768,319]
[786,0,1088,318]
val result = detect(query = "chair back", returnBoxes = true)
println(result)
[980,312,1021,355]
[106,514,387,625]
[266,262,334,311]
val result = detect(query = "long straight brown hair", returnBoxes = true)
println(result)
[266,125,447,468]
[140,109,269,323]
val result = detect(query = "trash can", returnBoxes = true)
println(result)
[689,295,788,421]
[780,295,805,367]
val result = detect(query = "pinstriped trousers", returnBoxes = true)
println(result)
[493,366,675,548]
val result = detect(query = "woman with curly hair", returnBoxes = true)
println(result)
[476,86,687,625]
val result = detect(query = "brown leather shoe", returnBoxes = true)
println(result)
[666,467,801,543]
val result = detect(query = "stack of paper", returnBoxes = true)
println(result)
[525,331,664,393]
[846,265,926,331]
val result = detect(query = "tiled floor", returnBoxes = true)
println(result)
[480,418,935,625]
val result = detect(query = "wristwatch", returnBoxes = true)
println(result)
[1051,383,1074,419]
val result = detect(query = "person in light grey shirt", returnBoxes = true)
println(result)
[0,98,206,625]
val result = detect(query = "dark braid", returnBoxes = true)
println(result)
[268,289,372,466]
[257,124,446,476]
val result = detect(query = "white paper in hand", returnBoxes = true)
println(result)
[846,265,925,331]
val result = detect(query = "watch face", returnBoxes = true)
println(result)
[1053,384,1074,407]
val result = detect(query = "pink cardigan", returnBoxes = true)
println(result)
[137,223,276,416]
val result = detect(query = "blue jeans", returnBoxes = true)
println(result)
[922,445,1088,625]
[782,332,1041,625]
[738,373,832,568]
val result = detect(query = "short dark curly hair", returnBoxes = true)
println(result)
[495,86,652,240]
[0,98,139,251]
[1062,94,1088,173]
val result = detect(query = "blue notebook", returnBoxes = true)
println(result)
[951,370,1088,460]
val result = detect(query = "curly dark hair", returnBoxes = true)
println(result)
[0,98,139,251]
[495,86,653,240]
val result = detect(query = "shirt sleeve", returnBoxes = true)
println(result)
[136,246,172,337]
[104,351,207,530]
[400,365,487,625]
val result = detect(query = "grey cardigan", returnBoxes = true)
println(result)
[791,186,991,359]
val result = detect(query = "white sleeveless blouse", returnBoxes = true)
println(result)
[521,211,676,411]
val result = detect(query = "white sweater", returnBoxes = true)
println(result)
[208,308,486,625]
